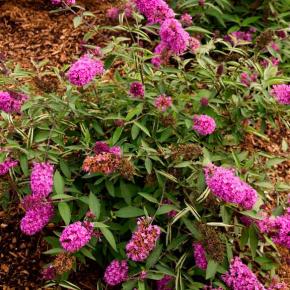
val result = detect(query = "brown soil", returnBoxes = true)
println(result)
[0,0,121,69]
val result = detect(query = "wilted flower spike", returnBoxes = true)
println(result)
[30,162,54,198]
[204,164,257,210]
[222,257,265,290]
[60,221,93,252]
[104,260,128,286]
[126,216,161,261]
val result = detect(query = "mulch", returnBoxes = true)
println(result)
[0,0,121,69]
[0,0,289,288]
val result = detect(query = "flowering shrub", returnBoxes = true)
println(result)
[0,0,289,289]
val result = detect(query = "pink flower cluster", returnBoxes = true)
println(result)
[222,257,265,290]
[60,221,93,252]
[126,217,161,261]
[225,29,255,44]
[261,57,279,68]
[240,72,258,87]
[0,158,18,175]
[67,54,104,86]
[192,114,216,136]
[129,81,145,98]
[30,162,54,198]
[257,209,290,249]
[204,164,258,210]
[180,13,192,27]
[134,0,175,25]
[189,37,201,53]
[104,260,128,286]
[20,162,55,236]
[51,0,75,5]
[159,19,190,55]
[157,275,173,290]
[0,91,28,114]
[154,94,172,111]
[106,7,119,20]
[20,197,54,235]
[271,84,290,105]
[94,141,121,156]
[193,242,207,270]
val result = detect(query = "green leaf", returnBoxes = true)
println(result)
[89,192,101,220]
[115,206,144,218]
[112,127,123,145]
[58,202,71,225]
[100,228,117,251]
[73,16,82,28]
[125,103,143,121]
[54,170,64,195]
[122,280,137,290]
[131,123,140,140]
[145,157,152,174]
[138,192,159,203]
[146,244,163,268]
[249,225,258,258]
[19,154,29,176]
[134,121,151,137]
[105,180,115,197]
[206,260,218,280]
[137,281,145,290]
[80,247,96,261]
[156,205,176,215]
[60,159,71,179]
[43,248,64,255]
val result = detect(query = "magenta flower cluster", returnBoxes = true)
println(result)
[193,242,208,270]
[154,94,172,111]
[157,275,173,290]
[180,13,192,27]
[222,257,265,290]
[134,0,175,25]
[240,72,258,87]
[126,216,161,261]
[129,81,145,98]
[67,54,104,86]
[271,84,290,105]
[106,7,119,20]
[30,162,54,198]
[204,164,258,210]
[20,198,54,236]
[104,260,128,286]
[0,91,28,114]
[0,158,18,175]
[225,29,255,44]
[159,18,190,55]
[192,114,216,136]
[258,208,290,249]
[51,0,75,5]
[60,221,93,252]
[94,141,121,157]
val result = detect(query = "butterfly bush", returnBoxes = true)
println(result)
[270,84,290,105]
[222,257,265,290]
[126,217,161,261]
[193,242,208,270]
[129,81,145,98]
[0,158,18,175]
[157,275,173,290]
[60,221,93,252]
[67,54,104,86]
[134,0,174,25]
[106,7,120,20]
[104,260,128,286]
[30,162,54,198]
[192,114,216,136]
[51,0,75,5]
[204,164,258,210]
[0,91,28,114]
[154,95,172,111]
[20,198,54,235]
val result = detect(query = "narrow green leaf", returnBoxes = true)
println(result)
[138,192,158,203]
[58,202,71,225]
[89,192,101,220]
[146,244,163,268]
[134,121,151,137]
[206,260,218,280]
[115,206,144,218]
[54,170,64,195]
[100,228,117,251]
